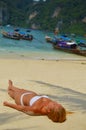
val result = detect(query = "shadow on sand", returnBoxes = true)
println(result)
[30,80,86,113]
[0,112,39,130]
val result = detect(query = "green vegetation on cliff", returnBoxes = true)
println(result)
[0,0,86,35]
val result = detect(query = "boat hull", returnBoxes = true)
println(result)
[45,35,86,57]
[53,45,86,57]
[2,31,20,40]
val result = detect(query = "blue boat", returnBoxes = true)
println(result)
[45,36,86,57]
[2,31,20,40]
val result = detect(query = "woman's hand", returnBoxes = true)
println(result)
[3,101,10,106]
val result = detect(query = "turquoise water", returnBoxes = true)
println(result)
[0,26,86,60]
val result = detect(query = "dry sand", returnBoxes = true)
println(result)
[0,58,86,130]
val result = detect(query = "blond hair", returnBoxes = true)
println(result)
[47,102,66,123]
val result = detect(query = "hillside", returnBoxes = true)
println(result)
[0,0,86,35]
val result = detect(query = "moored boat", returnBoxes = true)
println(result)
[53,44,86,57]
[20,34,33,41]
[2,31,33,41]
[14,29,33,41]
[2,31,20,40]
[45,36,54,44]
[45,35,86,57]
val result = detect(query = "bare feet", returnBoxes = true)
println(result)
[8,80,13,88]
[3,101,9,106]
[8,80,15,92]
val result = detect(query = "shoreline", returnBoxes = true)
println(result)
[0,54,86,61]
[0,46,86,60]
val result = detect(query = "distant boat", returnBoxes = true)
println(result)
[26,29,31,32]
[19,31,33,41]
[14,28,20,32]
[45,36,53,44]
[45,35,86,57]
[20,34,33,41]
[2,31,20,40]
[14,29,33,41]
[77,40,86,48]
[53,44,86,57]
[2,30,33,41]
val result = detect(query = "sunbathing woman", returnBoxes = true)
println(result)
[3,80,66,123]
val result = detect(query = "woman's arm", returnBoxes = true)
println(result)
[3,101,37,115]
[3,101,46,116]
[3,101,48,115]
[3,101,28,111]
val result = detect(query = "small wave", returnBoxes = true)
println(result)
[0,48,6,51]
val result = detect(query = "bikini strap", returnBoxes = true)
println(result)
[20,92,32,106]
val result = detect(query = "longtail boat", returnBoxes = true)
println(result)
[45,36,86,57]
[2,31,20,40]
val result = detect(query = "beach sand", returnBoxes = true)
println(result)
[0,58,86,130]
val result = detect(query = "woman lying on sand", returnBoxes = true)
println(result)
[3,80,66,123]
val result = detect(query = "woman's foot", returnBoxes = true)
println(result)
[8,80,13,91]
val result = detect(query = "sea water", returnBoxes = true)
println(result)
[0,26,86,60]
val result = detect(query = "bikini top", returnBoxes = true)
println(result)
[20,92,49,106]
[30,95,49,106]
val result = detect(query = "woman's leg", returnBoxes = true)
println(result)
[8,80,24,99]
[8,80,17,99]
[8,80,36,99]
[8,80,21,92]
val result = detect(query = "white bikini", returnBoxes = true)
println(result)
[20,92,49,106]
[30,95,49,106]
